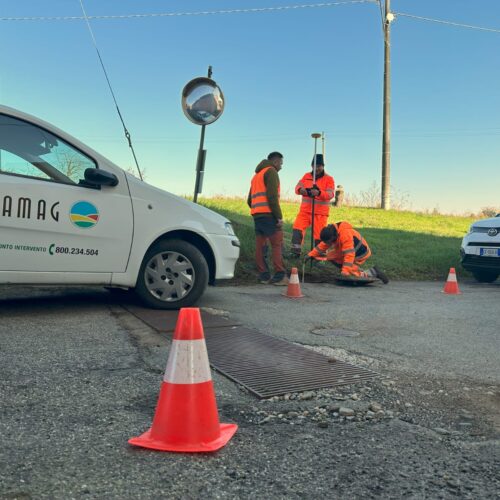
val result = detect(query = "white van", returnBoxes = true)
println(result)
[0,105,240,308]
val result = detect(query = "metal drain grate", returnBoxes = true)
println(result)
[204,326,377,398]
[123,305,240,332]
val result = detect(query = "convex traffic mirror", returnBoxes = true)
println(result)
[181,77,225,126]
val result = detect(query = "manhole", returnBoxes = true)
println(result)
[311,328,360,337]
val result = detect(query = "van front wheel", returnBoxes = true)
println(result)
[135,239,209,309]
[471,270,499,283]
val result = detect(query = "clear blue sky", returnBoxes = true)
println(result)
[1,0,499,214]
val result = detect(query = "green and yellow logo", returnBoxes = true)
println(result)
[69,201,99,228]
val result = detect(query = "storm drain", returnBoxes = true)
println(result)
[124,305,378,399]
[123,305,240,332]
[204,326,377,399]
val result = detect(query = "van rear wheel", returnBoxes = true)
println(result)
[135,239,209,309]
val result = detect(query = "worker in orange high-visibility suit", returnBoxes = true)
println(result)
[306,223,389,283]
[290,154,335,257]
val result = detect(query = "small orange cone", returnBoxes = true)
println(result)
[283,267,304,298]
[442,267,462,295]
[128,308,237,452]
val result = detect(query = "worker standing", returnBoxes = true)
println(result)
[306,222,389,283]
[247,152,289,286]
[290,154,335,257]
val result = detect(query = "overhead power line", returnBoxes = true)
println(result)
[1,2,498,35]
[80,126,500,144]
[0,2,497,36]
[0,1,377,21]
[395,12,500,34]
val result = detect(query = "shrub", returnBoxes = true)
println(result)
[344,181,410,211]
[479,207,499,218]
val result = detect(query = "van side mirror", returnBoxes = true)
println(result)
[83,168,119,187]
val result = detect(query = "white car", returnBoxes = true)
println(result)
[0,105,240,308]
[460,214,500,283]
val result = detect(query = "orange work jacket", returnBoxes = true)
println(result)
[309,222,370,268]
[250,167,280,215]
[295,172,335,215]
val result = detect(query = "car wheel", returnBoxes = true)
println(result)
[135,239,209,309]
[472,270,499,283]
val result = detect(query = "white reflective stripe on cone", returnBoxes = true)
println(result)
[290,272,300,284]
[448,273,457,282]
[163,339,212,384]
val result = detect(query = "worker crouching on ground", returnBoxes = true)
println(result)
[247,152,289,286]
[290,154,335,257]
[306,223,389,284]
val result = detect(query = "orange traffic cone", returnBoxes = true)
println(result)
[442,267,462,295]
[283,267,304,298]
[128,308,237,452]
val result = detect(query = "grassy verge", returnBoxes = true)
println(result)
[200,197,475,282]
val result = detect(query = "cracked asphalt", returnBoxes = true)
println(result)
[0,281,499,499]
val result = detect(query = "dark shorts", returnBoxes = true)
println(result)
[253,215,280,237]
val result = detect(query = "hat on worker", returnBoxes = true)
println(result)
[311,154,324,166]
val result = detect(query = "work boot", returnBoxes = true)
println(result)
[372,266,389,284]
[258,272,271,284]
[270,272,289,286]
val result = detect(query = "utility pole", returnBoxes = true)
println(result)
[381,0,393,210]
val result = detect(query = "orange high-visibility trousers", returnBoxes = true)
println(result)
[291,212,328,254]
[324,246,372,277]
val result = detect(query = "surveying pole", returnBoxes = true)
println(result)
[310,133,321,253]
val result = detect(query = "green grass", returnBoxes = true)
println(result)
[199,197,475,282]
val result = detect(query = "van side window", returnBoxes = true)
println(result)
[0,113,96,184]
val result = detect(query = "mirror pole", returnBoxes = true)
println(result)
[193,65,213,204]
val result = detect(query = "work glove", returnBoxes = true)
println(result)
[341,269,364,280]
[310,184,321,197]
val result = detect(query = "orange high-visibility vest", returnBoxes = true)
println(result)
[295,172,335,215]
[250,167,280,215]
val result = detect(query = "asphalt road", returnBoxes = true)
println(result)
[203,279,500,385]
[0,282,499,499]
